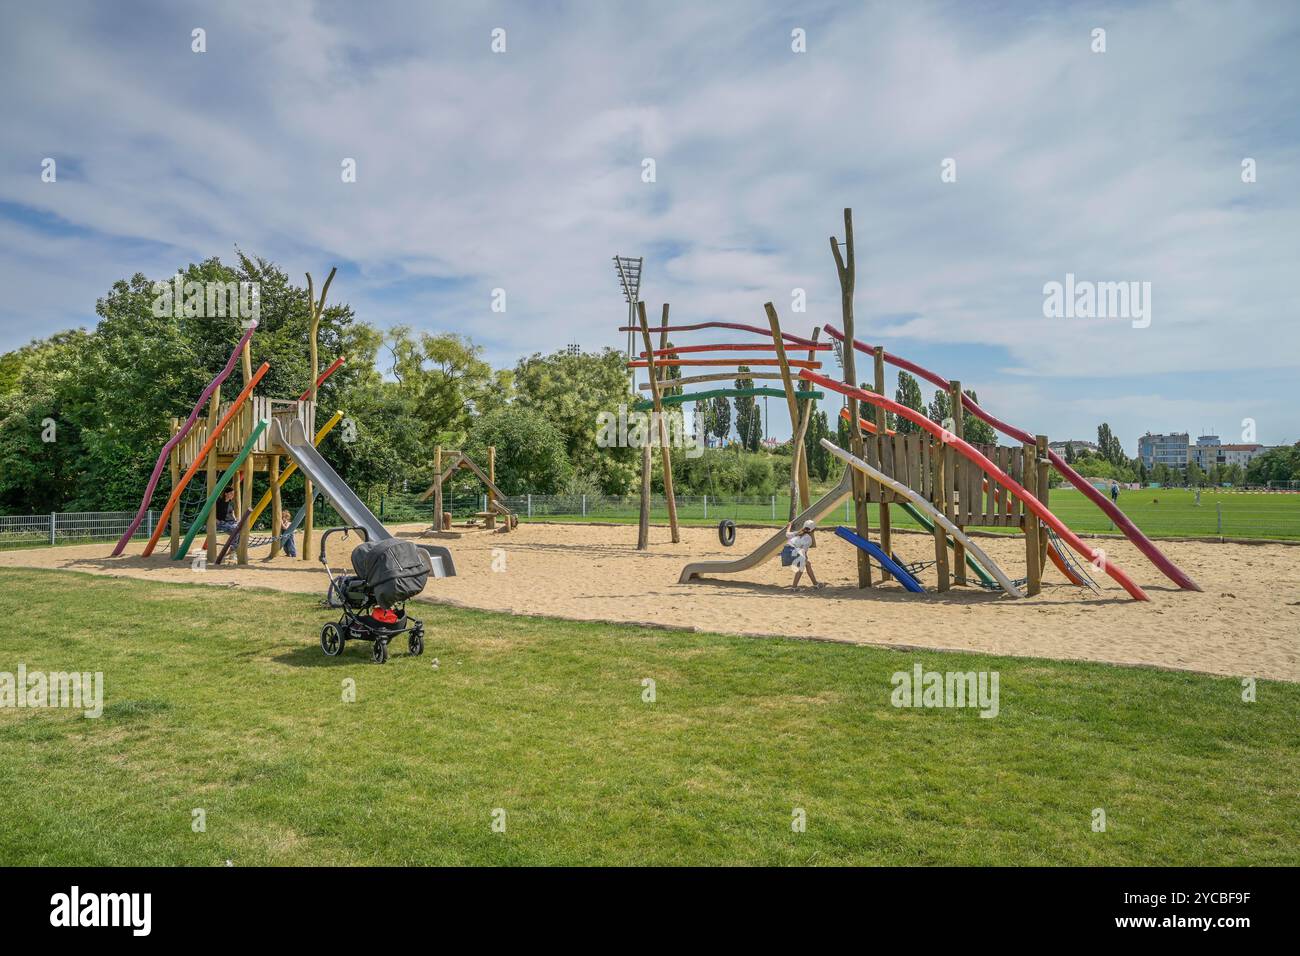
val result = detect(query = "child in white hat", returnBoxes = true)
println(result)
[784,518,823,589]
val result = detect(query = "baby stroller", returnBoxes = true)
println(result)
[317,526,453,663]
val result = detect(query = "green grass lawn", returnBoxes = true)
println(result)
[522,487,1300,540]
[0,568,1296,866]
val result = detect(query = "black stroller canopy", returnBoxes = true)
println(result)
[350,538,431,609]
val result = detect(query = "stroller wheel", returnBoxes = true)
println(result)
[371,640,389,664]
[320,623,344,657]
[408,629,424,656]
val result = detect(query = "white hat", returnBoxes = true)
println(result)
[802,519,816,531]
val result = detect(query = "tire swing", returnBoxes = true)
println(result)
[717,519,736,547]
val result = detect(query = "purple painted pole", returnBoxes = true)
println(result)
[110,323,257,556]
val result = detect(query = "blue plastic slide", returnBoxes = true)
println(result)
[833,526,926,593]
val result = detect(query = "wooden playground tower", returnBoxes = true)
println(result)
[114,268,343,567]
[418,445,517,532]
[167,270,340,565]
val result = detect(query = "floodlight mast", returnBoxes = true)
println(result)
[613,255,643,387]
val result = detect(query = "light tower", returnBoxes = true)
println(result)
[612,255,643,372]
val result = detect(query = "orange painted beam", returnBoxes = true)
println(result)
[142,362,270,558]
[640,342,832,357]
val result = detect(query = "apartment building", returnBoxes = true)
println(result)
[1137,432,1191,469]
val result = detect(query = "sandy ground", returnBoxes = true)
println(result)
[2,522,1297,681]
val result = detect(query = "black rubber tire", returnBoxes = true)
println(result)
[371,640,389,664]
[717,519,737,547]
[409,630,424,656]
[320,622,343,657]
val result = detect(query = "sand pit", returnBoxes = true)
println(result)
[2,522,1296,681]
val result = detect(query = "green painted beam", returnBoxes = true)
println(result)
[894,499,996,587]
[174,418,270,560]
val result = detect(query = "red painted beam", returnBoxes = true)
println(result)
[802,368,1148,601]
[821,324,1200,591]
[299,356,345,400]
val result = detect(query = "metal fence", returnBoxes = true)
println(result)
[3,488,1300,550]
[498,491,1300,540]
[0,511,153,550]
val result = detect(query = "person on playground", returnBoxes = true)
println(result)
[215,488,240,547]
[785,518,823,589]
[1110,480,1120,504]
[278,509,297,558]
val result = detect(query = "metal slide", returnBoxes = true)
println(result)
[273,418,390,544]
[820,439,1025,599]
[679,467,854,583]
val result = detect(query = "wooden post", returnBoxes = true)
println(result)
[637,443,651,550]
[831,208,870,587]
[433,446,444,532]
[204,384,221,565]
[269,455,282,557]
[486,446,497,529]
[168,424,181,557]
[1024,439,1043,596]
[638,301,679,543]
[932,439,950,592]
[948,379,966,585]
[873,347,892,581]
[763,302,810,511]
[302,267,335,560]
[238,338,254,566]
[794,330,821,507]
[634,309,672,550]
[1037,435,1050,574]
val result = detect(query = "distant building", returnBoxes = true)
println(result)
[1048,439,1100,456]
[1218,443,1267,467]
[1138,432,1191,469]
[1190,435,1221,470]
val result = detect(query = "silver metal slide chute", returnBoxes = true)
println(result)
[678,466,855,583]
[274,418,455,578]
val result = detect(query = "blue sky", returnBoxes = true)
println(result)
[1,0,1297,453]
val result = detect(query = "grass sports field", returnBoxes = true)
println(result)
[520,488,1300,541]
[1,568,1296,866]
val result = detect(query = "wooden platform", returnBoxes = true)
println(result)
[173,397,315,471]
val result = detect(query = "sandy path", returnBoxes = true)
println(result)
[2,523,1296,681]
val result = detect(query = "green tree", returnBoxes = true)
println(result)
[514,348,636,494]
[386,327,507,449]
[803,409,831,481]
[733,366,761,451]
[709,395,732,443]
[1245,446,1300,485]
[959,389,997,444]
[927,388,952,428]
[466,406,572,495]
[894,371,925,434]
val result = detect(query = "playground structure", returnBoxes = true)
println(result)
[622,303,829,550]
[649,209,1201,601]
[417,446,518,533]
[109,268,453,575]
